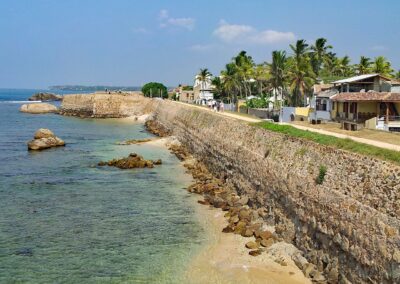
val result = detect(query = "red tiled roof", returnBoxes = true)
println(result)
[331,92,400,102]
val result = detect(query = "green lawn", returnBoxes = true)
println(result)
[253,122,400,165]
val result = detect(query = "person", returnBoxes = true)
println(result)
[217,101,220,112]
[220,101,224,112]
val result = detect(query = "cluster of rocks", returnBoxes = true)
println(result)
[20,103,58,114]
[29,92,62,101]
[144,120,170,137]
[28,129,65,151]
[98,153,162,169]
[117,138,155,145]
[166,142,326,282]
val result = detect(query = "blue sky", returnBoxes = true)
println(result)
[0,0,399,88]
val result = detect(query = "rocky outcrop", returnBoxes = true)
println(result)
[29,92,62,101]
[98,153,162,169]
[146,99,400,284]
[20,103,58,114]
[60,92,152,118]
[28,129,65,150]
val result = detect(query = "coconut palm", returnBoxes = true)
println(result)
[221,63,240,107]
[233,51,255,98]
[196,68,212,96]
[356,56,372,75]
[288,40,315,106]
[310,38,332,77]
[372,56,393,77]
[268,50,287,107]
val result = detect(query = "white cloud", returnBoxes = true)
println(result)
[158,10,195,31]
[213,20,295,45]
[371,45,387,51]
[190,44,219,52]
[133,27,150,34]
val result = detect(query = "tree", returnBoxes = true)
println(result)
[221,63,240,106]
[372,56,393,77]
[196,68,212,95]
[288,40,315,106]
[310,38,332,77]
[395,70,400,80]
[141,82,168,98]
[233,51,255,98]
[356,56,372,75]
[268,50,287,108]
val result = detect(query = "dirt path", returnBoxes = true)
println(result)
[284,123,400,151]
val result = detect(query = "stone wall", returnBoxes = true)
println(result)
[60,92,152,118]
[150,99,400,283]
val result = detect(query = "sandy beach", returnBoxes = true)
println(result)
[184,203,310,284]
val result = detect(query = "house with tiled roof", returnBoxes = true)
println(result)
[328,74,400,131]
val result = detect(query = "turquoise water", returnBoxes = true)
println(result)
[0,90,204,283]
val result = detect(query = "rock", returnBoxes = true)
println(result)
[238,195,249,206]
[153,159,162,165]
[27,129,65,150]
[249,249,262,256]
[34,128,55,139]
[98,153,160,169]
[260,238,274,248]
[241,228,254,237]
[20,103,58,114]
[245,241,260,250]
[258,230,273,240]
[327,267,339,283]
[15,248,33,256]
[29,92,62,101]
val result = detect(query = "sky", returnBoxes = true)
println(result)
[0,0,399,88]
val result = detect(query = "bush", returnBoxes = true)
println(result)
[142,82,168,98]
[316,165,327,185]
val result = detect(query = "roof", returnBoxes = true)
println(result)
[316,89,338,98]
[332,74,391,84]
[313,84,334,94]
[331,92,400,102]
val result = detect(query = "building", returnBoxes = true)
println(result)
[172,85,196,103]
[309,84,337,122]
[193,76,214,104]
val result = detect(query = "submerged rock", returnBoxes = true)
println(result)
[28,128,65,150]
[29,92,62,101]
[98,153,162,169]
[20,103,58,114]
[15,248,33,256]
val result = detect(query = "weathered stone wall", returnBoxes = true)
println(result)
[150,100,400,283]
[60,92,152,118]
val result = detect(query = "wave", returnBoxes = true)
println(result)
[0,100,41,104]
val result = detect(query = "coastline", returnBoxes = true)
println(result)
[143,135,310,284]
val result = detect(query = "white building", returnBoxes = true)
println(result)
[194,76,214,104]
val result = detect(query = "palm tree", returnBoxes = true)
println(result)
[253,63,270,96]
[268,50,287,108]
[288,40,315,106]
[211,76,224,99]
[310,38,332,77]
[372,56,393,77]
[221,63,240,107]
[356,56,372,75]
[334,56,353,77]
[233,51,255,98]
[196,68,212,98]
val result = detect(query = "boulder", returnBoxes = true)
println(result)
[20,103,58,114]
[28,129,65,150]
[98,153,161,169]
[29,92,62,101]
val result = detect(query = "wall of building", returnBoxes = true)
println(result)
[150,99,400,283]
[358,102,377,113]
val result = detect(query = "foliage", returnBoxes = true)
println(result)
[141,82,168,98]
[245,95,271,108]
[197,38,397,108]
[253,122,400,165]
[182,86,193,91]
[316,165,327,185]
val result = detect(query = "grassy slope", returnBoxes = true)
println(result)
[253,122,400,165]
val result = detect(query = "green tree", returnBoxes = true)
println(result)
[356,56,372,75]
[196,68,212,93]
[372,56,393,77]
[268,50,287,108]
[288,40,315,106]
[141,82,168,98]
[221,63,240,107]
[310,38,332,77]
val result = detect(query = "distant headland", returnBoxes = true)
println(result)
[49,85,142,92]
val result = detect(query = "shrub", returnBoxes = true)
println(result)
[316,165,327,185]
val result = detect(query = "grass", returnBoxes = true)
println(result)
[253,122,400,165]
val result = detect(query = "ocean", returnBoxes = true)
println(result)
[0,89,204,283]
